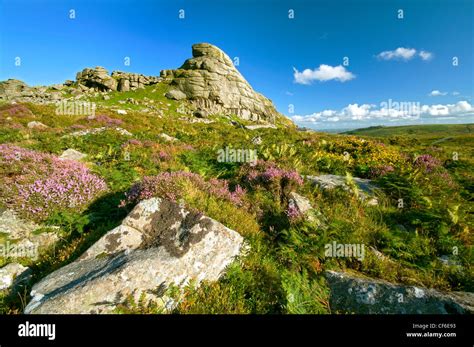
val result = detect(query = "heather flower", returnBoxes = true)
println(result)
[0,144,107,221]
[286,201,303,221]
[158,150,171,161]
[121,139,143,148]
[93,114,123,126]
[414,154,441,173]
[122,171,246,207]
[370,165,395,178]
[0,104,33,118]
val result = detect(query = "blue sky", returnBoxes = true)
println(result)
[0,0,473,130]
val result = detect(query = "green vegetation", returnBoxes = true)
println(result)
[0,86,472,314]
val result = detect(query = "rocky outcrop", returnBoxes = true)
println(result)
[75,67,161,92]
[0,79,30,97]
[76,67,117,91]
[0,80,60,103]
[325,271,474,314]
[111,71,161,92]
[24,198,244,314]
[161,43,281,123]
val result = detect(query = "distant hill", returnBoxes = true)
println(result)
[344,123,474,137]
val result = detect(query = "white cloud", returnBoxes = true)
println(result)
[377,47,417,61]
[429,90,448,96]
[293,64,355,84]
[291,100,473,123]
[452,91,460,96]
[419,50,433,61]
[376,47,433,62]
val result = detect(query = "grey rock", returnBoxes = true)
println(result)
[158,133,178,142]
[165,89,187,100]
[288,192,326,227]
[0,209,59,260]
[0,263,32,291]
[162,43,282,123]
[27,121,48,129]
[76,67,118,91]
[307,174,379,205]
[25,198,244,314]
[325,270,474,314]
[59,149,87,161]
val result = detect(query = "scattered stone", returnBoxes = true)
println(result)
[251,136,262,145]
[325,270,474,314]
[25,198,244,314]
[59,149,87,161]
[27,121,48,129]
[117,109,127,115]
[438,255,462,268]
[158,133,178,142]
[103,95,110,100]
[288,192,326,226]
[0,263,32,291]
[306,174,379,205]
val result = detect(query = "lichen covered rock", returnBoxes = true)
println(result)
[25,198,244,314]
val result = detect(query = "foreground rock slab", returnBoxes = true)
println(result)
[25,198,244,314]
[325,271,474,314]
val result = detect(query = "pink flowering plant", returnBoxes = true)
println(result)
[120,171,247,208]
[0,144,107,221]
[239,160,303,200]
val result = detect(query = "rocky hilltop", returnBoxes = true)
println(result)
[0,43,283,124]
[161,43,279,123]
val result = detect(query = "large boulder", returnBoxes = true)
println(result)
[325,271,474,314]
[161,43,281,123]
[25,198,244,314]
